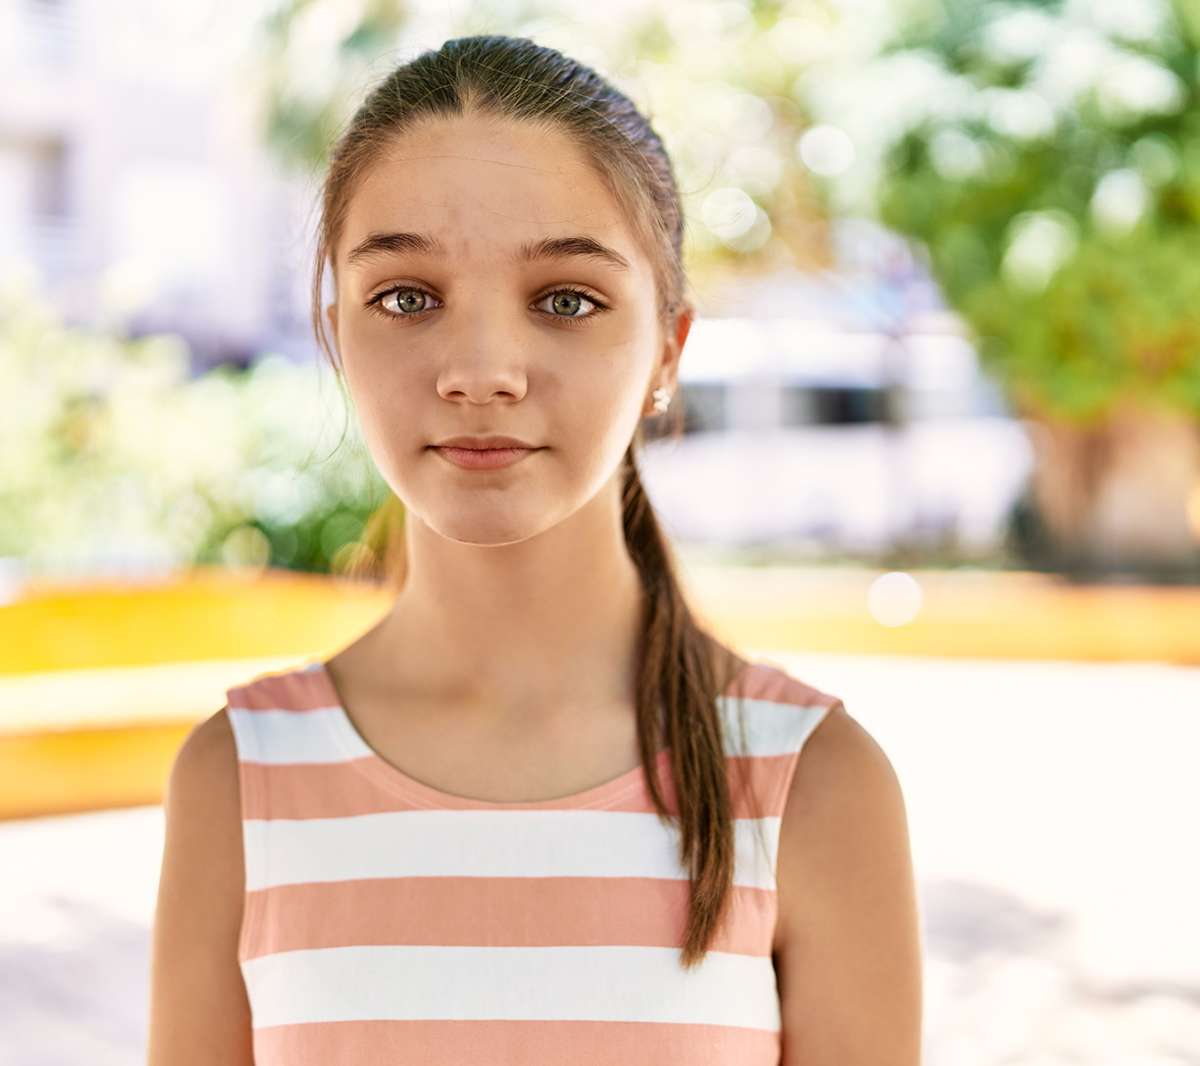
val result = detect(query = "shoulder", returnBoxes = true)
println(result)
[773,697,924,1064]
[168,705,240,814]
[775,697,912,922]
[161,706,245,899]
[161,707,245,895]
[780,698,903,844]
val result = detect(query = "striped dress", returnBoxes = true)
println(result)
[225,657,840,1065]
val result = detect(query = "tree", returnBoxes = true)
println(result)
[845,0,1200,574]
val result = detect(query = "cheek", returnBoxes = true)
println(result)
[340,359,426,476]
[555,339,653,441]
[340,317,423,397]
[562,375,646,472]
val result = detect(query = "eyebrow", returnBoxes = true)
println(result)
[344,231,631,273]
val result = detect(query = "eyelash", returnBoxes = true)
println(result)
[364,283,610,329]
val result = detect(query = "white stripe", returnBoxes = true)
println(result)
[243,808,781,892]
[227,707,348,764]
[242,943,780,1031]
[226,696,829,766]
[225,703,261,763]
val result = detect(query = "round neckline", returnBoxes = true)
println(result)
[308,656,752,811]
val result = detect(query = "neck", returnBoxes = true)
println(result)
[372,480,647,714]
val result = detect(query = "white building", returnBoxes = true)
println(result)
[0,0,316,368]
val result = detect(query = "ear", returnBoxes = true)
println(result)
[325,302,338,338]
[658,302,694,393]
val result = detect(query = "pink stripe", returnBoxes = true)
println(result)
[226,667,331,711]
[241,875,775,961]
[235,749,793,819]
[252,1017,780,1066]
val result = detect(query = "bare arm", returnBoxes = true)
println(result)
[146,707,255,1065]
[774,703,924,1065]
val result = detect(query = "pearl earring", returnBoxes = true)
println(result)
[651,387,672,414]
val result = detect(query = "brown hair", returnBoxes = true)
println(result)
[309,34,750,969]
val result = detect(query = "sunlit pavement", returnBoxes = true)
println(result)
[2,652,1197,1066]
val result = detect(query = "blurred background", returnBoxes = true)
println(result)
[2,0,1199,1062]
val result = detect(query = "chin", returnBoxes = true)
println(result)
[430,511,550,547]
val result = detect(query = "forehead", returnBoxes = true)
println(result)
[337,113,642,270]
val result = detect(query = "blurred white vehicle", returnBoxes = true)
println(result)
[641,315,1033,556]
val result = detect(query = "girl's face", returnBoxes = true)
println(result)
[327,112,688,547]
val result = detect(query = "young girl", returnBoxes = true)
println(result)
[147,34,922,1066]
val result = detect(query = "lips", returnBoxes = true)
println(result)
[433,445,539,471]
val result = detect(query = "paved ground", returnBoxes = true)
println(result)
[2,650,1198,1065]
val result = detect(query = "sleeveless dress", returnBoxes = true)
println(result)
[225,657,841,1065]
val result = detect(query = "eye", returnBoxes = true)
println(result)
[532,286,610,327]
[363,284,610,328]
[365,286,442,321]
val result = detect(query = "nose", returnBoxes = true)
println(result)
[435,357,530,405]
[433,298,532,404]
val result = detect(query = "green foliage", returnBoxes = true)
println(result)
[0,276,389,577]
[248,0,414,175]
[251,0,840,284]
[871,0,1200,422]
